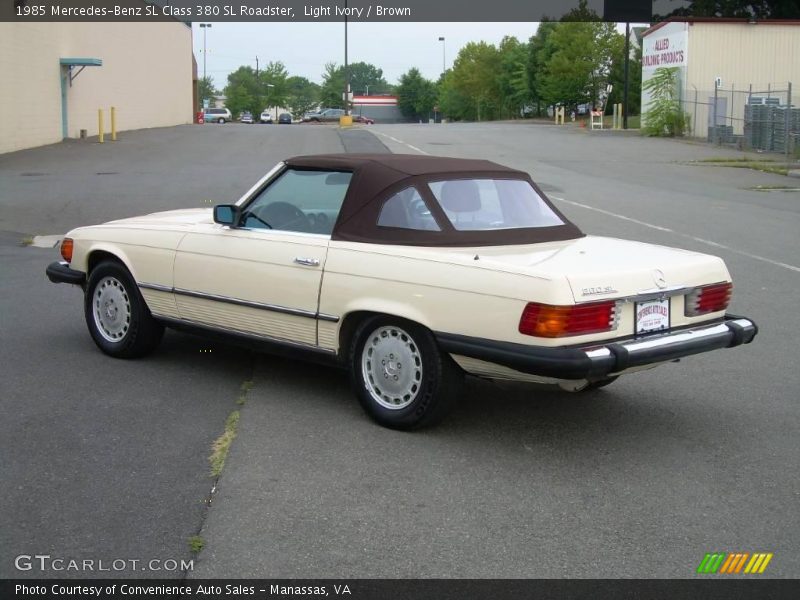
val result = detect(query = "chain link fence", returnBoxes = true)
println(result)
[680,82,799,157]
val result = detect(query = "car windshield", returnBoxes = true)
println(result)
[427,178,565,231]
[242,169,352,234]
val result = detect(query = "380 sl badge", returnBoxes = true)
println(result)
[582,285,618,296]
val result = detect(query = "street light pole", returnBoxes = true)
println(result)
[438,36,445,75]
[344,0,350,115]
[199,24,212,82]
[623,22,630,130]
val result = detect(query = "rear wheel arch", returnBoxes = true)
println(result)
[346,313,463,429]
[338,311,380,360]
[337,309,439,358]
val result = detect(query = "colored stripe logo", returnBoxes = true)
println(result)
[697,552,773,574]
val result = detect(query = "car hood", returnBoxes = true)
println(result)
[438,235,729,302]
[102,208,214,228]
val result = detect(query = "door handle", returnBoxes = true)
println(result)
[294,257,320,267]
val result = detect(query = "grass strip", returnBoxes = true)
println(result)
[209,410,240,477]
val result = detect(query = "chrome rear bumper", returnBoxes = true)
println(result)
[435,315,758,381]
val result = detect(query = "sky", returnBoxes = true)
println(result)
[192,22,545,89]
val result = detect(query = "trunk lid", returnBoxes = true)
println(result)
[447,235,730,302]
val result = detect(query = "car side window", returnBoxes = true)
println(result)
[377,187,441,231]
[241,169,352,235]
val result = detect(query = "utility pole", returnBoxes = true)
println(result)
[199,24,211,82]
[344,0,350,115]
[623,22,630,129]
[255,56,259,77]
[438,37,446,75]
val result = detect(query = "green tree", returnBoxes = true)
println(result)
[560,0,601,20]
[223,62,290,118]
[318,62,346,109]
[259,61,289,113]
[496,36,531,118]
[642,67,690,136]
[606,38,642,116]
[654,0,796,19]
[539,21,622,111]
[286,76,320,119]
[197,76,217,110]
[223,67,260,118]
[348,62,390,96]
[439,42,502,121]
[526,20,558,116]
[396,68,437,121]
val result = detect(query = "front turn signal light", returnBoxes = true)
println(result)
[60,238,74,262]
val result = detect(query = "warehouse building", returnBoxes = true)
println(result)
[351,95,407,123]
[0,12,194,154]
[641,18,800,147]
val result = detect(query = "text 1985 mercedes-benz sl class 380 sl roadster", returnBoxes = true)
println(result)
[47,154,757,429]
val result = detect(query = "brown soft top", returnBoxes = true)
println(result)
[284,153,584,246]
[286,153,525,176]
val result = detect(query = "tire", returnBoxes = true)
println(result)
[218,118,225,124]
[84,260,164,358]
[349,316,462,430]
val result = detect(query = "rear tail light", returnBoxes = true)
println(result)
[60,238,74,262]
[519,301,618,338]
[685,282,732,316]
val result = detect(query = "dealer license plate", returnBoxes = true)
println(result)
[635,298,670,334]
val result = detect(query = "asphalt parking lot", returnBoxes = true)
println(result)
[1,121,798,579]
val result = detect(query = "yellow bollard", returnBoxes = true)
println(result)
[111,106,117,141]
[98,108,104,143]
[339,115,353,128]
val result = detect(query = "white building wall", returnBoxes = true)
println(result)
[641,21,800,138]
[686,22,800,92]
[0,23,64,153]
[685,23,800,137]
[0,20,193,154]
[640,21,689,130]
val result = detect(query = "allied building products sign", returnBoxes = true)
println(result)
[643,29,688,71]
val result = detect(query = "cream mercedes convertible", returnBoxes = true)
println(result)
[47,154,757,429]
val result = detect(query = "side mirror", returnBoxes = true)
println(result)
[213,204,241,227]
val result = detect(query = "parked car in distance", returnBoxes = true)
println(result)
[240,111,254,124]
[46,154,757,430]
[353,115,375,124]
[204,108,232,124]
[260,110,273,124]
[277,113,293,124]
[304,108,346,122]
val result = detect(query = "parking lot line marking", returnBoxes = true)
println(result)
[551,195,800,274]
[405,143,429,155]
[373,131,429,155]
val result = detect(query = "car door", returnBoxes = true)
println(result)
[172,167,352,348]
